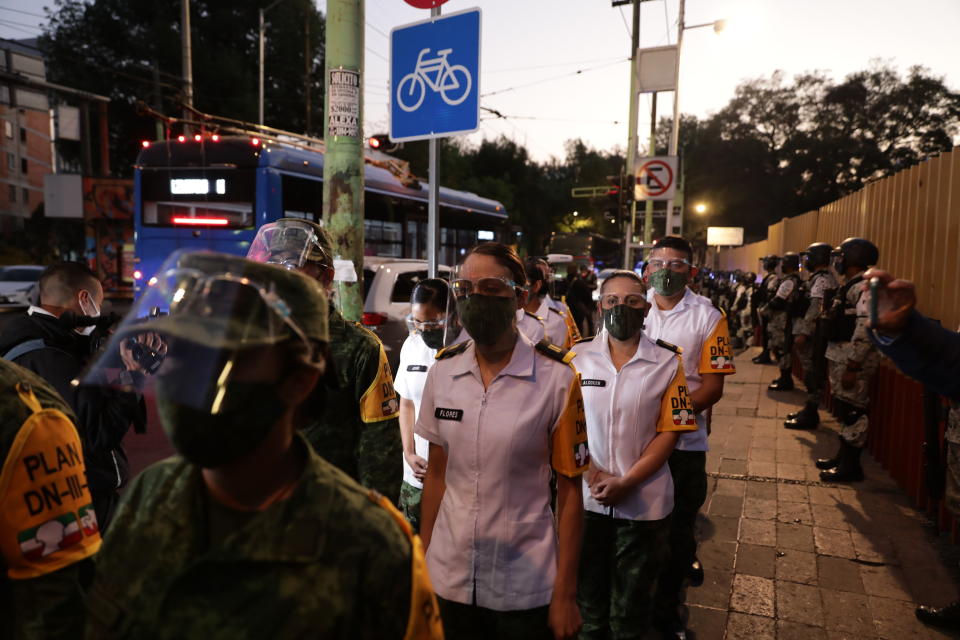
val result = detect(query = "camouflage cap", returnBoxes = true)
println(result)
[123,251,329,351]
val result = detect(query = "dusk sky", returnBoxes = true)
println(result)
[3,0,959,162]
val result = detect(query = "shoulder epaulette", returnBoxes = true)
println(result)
[548,306,564,316]
[524,310,545,322]
[434,340,471,361]
[574,336,594,344]
[535,338,576,364]
[656,338,683,355]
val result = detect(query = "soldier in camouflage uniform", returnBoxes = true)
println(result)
[785,243,838,430]
[860,267,960,630]
[815,238,880,482]
[81,251,442,639]
[763,253,802,391]
[247,218,402,503]
[0,360,101,640]
[752,256,781,364]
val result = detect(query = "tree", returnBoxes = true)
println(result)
[40,0,325,176]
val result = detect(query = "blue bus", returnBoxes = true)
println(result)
[133,134,511,294]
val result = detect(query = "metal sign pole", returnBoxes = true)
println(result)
[427,5,441,278]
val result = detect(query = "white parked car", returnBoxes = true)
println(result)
[0,265,44,307]
[361,257,451,373]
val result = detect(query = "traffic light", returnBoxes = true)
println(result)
[605,175,623,220]
[368,134,402,153]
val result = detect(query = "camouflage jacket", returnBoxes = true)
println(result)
[826,271,877,365]
[85,436,441,640]
[0,360,99,640]
[302,306,402,503]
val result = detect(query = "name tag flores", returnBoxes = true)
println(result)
[435,407,464,421]
[581,379,607,388]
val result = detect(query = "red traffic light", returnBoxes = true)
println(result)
[368,136,381,149]
[140,140,151,149]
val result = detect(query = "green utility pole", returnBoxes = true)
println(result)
[322,0,364,321]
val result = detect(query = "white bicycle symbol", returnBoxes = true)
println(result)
[396,48,472,112]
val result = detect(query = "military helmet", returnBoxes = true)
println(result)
[802,242,833,268]
[744,271,757,283]
[761,255,780,271]
[781,252,801,270]
[247,218,334,271]
[833,237,879,269]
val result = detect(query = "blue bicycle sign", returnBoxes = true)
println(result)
[390,8,481,141]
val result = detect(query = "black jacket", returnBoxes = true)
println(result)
[0,311,145,526]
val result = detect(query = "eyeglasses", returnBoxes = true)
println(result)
[452,277,518,298]
[405,314,447,333]
[600,293,648,310]
[646,258,691,272]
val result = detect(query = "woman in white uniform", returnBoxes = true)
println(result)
[570,270,695,638]
[417,242,589,640]
[395,278,452,532]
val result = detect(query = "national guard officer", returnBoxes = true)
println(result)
[395,278,456,532]
[764,252,802,391]
[81,251,443,639]
[752,256,781,364]
[572,270,695,638]
[417,242,588,640]
[0,359,101,640]
[518,257,578,349]
[539,260,582,346]
[816,238,881,482]
[247,218,403,502]
[640,236,736,639]
[785,243,838,429]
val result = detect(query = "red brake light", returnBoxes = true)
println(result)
[172,217,229,226]
[141,140,150,149]
[211,134,220,142]
[251,137,261,146]
[194,134,202,142]
[177,135,186,143]
[361,312,388,326]
[369,137,381,149]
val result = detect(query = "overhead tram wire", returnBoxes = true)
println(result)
[366,21,389,40]
[480,58,628,98]
[0,7,46,19]
[480,106,621,126]
[485,55,625,74]
[0,21,41,37]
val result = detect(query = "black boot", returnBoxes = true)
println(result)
[815,436,843,470]
[784,402,819,429]
[768,369,794,391]
[688,556,704,587]
[916,601,960,630]
[752,350,772,364]
[820,442,864,482]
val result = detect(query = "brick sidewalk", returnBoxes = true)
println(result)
[683,348,959,640]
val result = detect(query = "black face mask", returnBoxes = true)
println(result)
[456,294,515,346]
[603,304,645,341]
[156,377,289,468]
[421,328,446,350]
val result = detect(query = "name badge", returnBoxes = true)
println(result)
[435,407,463,421]
[407,364,428,372]
[581,379,607,388]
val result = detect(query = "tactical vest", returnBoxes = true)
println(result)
[826,274,864,342]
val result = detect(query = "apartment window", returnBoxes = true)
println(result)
[22,187,28,204]
[21,158,27,174]
[3,121,11,139]
[6,152,13,169]
[8,185,15,203]
[19,127,26,144]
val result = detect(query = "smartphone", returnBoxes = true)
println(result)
[868,277,880,327]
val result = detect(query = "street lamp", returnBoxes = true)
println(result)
[694,202,708,215]
[259,0,291,127]
[666,2,724,235]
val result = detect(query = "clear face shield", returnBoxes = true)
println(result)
[78,251,318,418]
[448,264,521,347]
[405,279,463,350]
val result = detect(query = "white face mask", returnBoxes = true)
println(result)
[77,291,100,336]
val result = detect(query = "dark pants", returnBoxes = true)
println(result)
[437,597,551,640]
[578,511,669,640]
[655,450,707,620]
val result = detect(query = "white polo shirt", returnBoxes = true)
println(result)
[393,332,437,489]
[415,332,589,611]
[644,287,736,451]
[571,330,695,520]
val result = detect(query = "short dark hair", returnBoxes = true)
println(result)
[599,270,646,294]
[524,257,546,295]
[464,242,527,287]
[411,278,449,310]
[650,235,693,262]
[39,262,99,306]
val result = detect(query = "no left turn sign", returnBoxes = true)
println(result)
[635,156,678,201]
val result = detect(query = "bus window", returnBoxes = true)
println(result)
[281,174,323,222]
